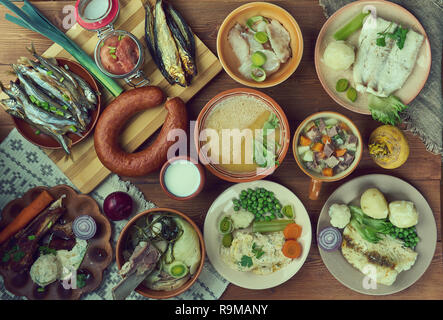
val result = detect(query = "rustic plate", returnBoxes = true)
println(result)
[217,2,303,88]
[12,58,101,150]
[314,0,431,114]
[115,208,205,299]
[317,174,437,295]
[0,185,112,300]
[204,180,312,290]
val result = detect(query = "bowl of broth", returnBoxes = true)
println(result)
[194,88,290,182]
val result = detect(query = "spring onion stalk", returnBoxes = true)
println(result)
[0,0,123,97]
[252,219,294,233]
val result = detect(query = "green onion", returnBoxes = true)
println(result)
[1,0,123,97]
[62,105,69,110]
[28,235,36,240]
[107,46,116,50]
[49,105,56,111]
[109,48,116,54]
[254,31,268,44]
[35,130,40,135]
[110,54,117,60]
[69,125,77,132]
[59,76,64,83]
[252,219,294,233]
[62,94,70,101]
[29,95,37,103]
[46,70,53,76]
[118,35,124,41]
[55,110,64,116]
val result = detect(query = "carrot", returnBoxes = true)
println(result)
[311,142,324,152]
[340,122,350,132]
[282,240,302,259]
[335,148,347,157]
[299,136,311,146]
[322,168,333,177]
[0,190,54,244]
[317,152,326,159]
[321,135,331,144]
[283,223,303,240]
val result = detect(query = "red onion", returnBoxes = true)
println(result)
[318,226,342,252]
[73,215,96,240]
[103,192,133,221]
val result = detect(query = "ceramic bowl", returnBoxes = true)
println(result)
[194,88,290,183]
[115,208,205,299]
[159,156,206,201]
[314,0,431,114]
[12,58,101,150]
[217,1,303,88]
[292,111,363,200]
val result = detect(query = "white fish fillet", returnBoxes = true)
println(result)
[266,19,291,63]
[353,16,424,97]
[341,224,418,286]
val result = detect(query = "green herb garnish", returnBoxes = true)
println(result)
[252,243,265,259]
[12,251,25,262]
[35,130,40,135]
[46,70,53,76]
[240,255,253,268]
[77,274,87,289]
[37,287,45,293]
[368,94,408,125]
[376,24,409,50]
[39,246,57,256]
[28,235,36,240]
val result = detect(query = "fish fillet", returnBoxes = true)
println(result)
[353,16,424,97]
[341,224,418,286]
[266,19,291,63]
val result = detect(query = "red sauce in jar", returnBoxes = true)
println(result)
[100,35,139,75]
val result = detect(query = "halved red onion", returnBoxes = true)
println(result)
[318,226,342,252]
[73,215,97,240]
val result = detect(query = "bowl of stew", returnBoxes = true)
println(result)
[292,111,363,200]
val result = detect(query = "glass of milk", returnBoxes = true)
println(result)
[160,156,205,200]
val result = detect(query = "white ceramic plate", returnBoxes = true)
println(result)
[204,180,312,289]
[317,174,437,295]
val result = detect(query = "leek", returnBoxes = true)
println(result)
[0,0,123,97]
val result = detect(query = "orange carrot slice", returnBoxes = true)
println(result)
[282,240,302,259]
[312,142,324,152]
[283,223,303,240]
[335,149,347,157]
[322,168,333,177]
[299,136,311,146]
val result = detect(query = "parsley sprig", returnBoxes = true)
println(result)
[239,255,253,268]
[376,23,409,50]
[252,243,265,259]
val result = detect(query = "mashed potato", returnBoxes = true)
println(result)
[220,230,291,275]
[323,41,355,71]
[30,254,60,287]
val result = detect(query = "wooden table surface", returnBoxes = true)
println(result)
[0,0,441,300]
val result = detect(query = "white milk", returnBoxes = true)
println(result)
[164,160,201,197]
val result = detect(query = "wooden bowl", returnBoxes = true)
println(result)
[12,58,101,150]
[292,111,363,200]
[0,185,112,300]
[194,88,290,183]
[217,2,303,88]
[314,0,431,114]
[115,208,205,299]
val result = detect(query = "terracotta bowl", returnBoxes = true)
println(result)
[194,88,290,183]
[115,208,205,299]
[12,58,101,150]
[314,0,431,114]
[292,111,363,200]
[0,185,112,300]
[159,156,206,201]
[217,1,303,88]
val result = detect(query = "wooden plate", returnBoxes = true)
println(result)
[12,58,101,150]
[314,0,431,114]
[317,174,437,295]
[0,185,112,300]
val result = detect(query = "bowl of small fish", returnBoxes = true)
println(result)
[0,48,101,155]
[217,2,303,88]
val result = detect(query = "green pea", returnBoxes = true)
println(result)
[234,206,239,211]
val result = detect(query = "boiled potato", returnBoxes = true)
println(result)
[323,41,355,71]
[360,188,389,219]
[388,201,418,228]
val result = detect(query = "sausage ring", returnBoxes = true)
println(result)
[94,86,188,176]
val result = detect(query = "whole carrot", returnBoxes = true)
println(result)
[0,190,54,244]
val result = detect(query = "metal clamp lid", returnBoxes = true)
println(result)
[124,70,150,88]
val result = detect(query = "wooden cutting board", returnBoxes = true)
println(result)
[19,0,221,193]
